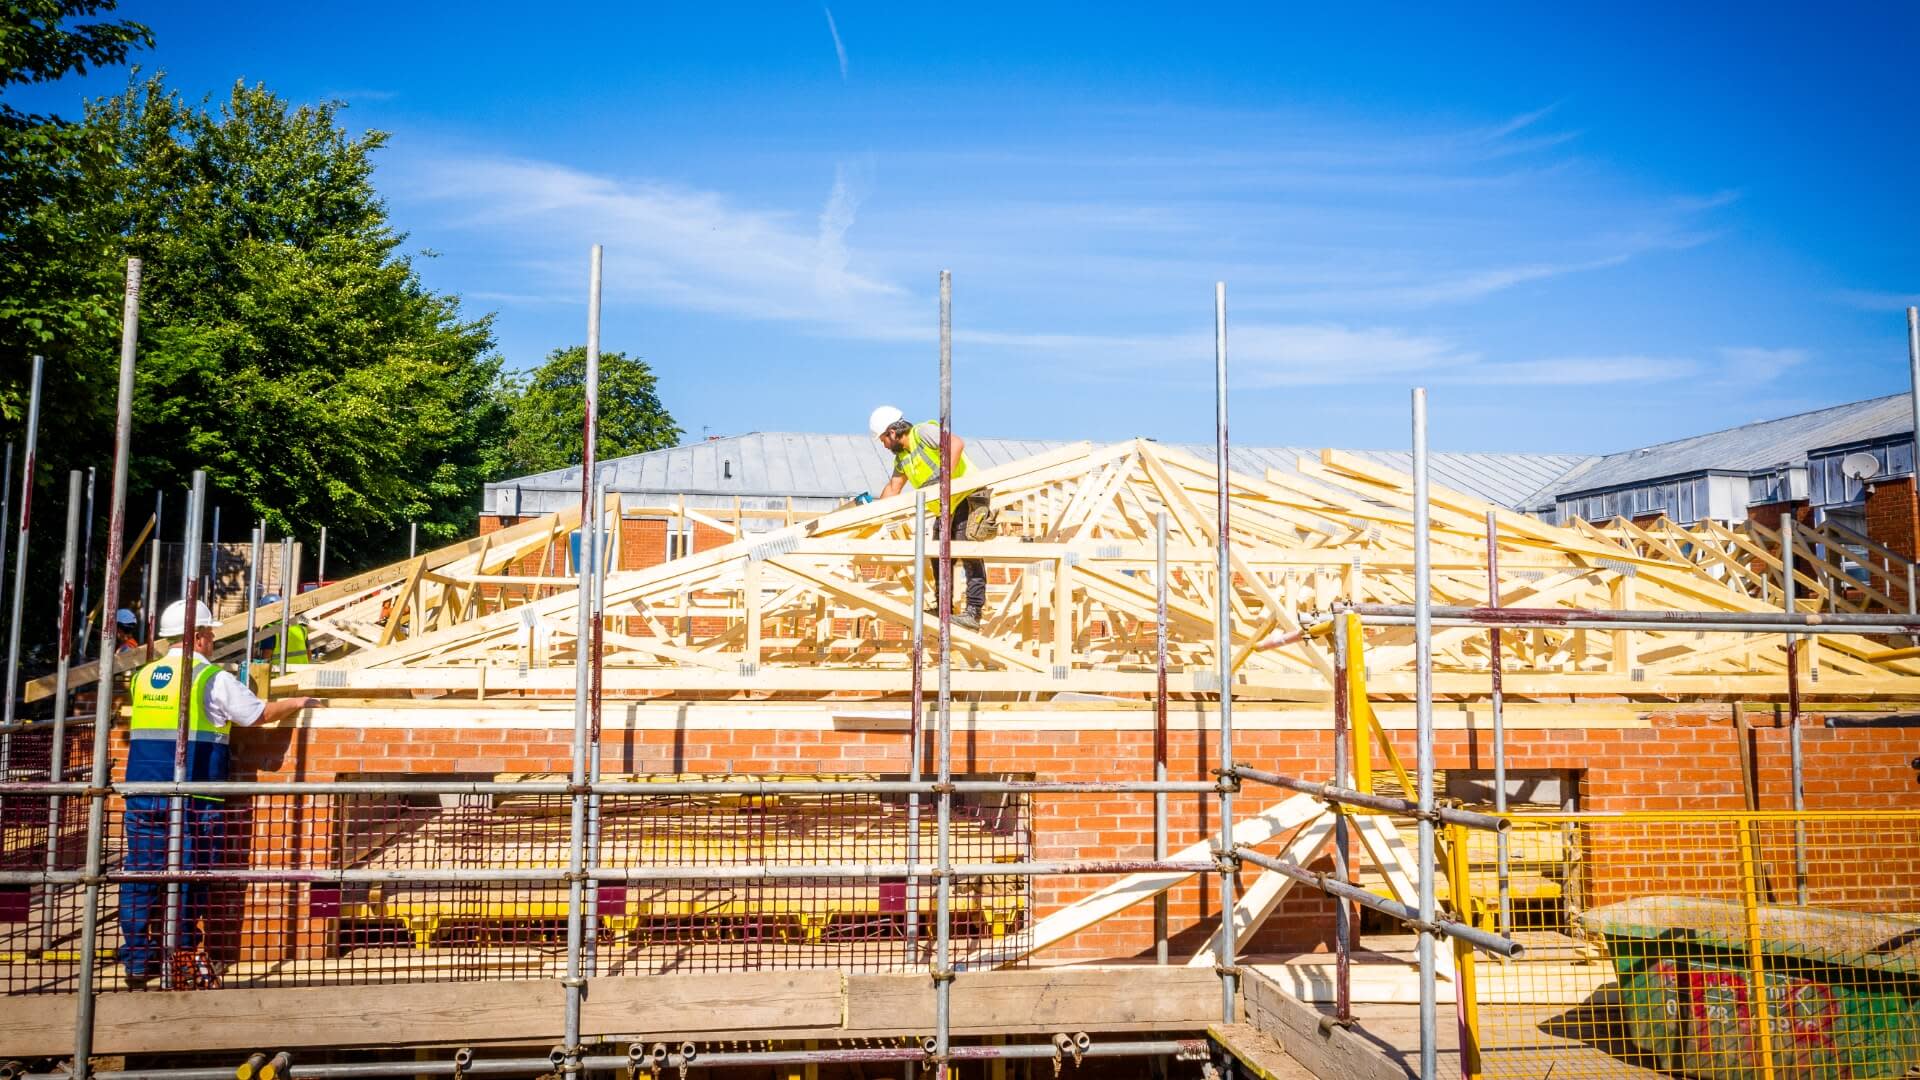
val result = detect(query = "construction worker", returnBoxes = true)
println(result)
[114,608,141,651]
[117,599,320,990]
[869,405,996,630]
[254,594,309,666]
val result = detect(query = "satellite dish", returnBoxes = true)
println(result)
[1839,452,1881,482]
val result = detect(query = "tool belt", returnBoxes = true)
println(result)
[961,489,999,541]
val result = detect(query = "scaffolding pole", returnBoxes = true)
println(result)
[275,539,294,675]
[75,466,96,659]
[241,526,262,689]
[1329,617,1353,1024]
[562,242,603,1066]
[1785,518,1809,905]
[208,505,220,601]
[1211,280,1238,1023]
[1485,509,1510,937]
[33,1037,1209,1080]
[0,442,11,664]
[1412,386,1437,1080]
[162,470,207,987]
[16,777,1217,798]
[1154,508,1169,965]
[38,470,85,956]
[905,487,926,963]
[1234,846,1522,960]
[583,469,607,976]
[1232,765,1507,832]
[2,856,1221,888]
[2,354,45,744]
[143,493,162,662]
[72,257,143,1078]
[933,268,955,1079]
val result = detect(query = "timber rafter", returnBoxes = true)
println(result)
[226,441,1920,704]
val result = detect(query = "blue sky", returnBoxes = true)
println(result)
[17,3,1920,455]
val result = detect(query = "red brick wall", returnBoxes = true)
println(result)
[623,518,668,568]
[77,701,1913,970]
[1866,475,1919,563]
[1746,500,1814,534]
[145,706,1915,965]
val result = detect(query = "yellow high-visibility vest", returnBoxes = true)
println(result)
[126,653,227,794]
[893,421,975,495]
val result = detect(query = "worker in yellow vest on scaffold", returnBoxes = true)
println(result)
[118,599,320,990]
[255,595,311,664]
[869,405,999,631]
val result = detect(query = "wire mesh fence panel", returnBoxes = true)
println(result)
[1471,813,1920,1080]
[4,773,1032,995]
[0,725,97,994]
[587,775,1031,976]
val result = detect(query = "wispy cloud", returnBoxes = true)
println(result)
[1444,356,1693,386]
[408,154,913,337]
[956,324,1692,390]
[1247,255,1632,311]
[823,7,849,81]
[816,160,867,296]
[1717,346,1806,382]
[397,100,1750,396]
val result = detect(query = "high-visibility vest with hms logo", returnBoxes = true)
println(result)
[893,421,976,496]
[126,653,228,796]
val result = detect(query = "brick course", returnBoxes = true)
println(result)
[1866,475,1920,563]
[115,705,1913,966]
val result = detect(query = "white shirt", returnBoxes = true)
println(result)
[163,646,267,728]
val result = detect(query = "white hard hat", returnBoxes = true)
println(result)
[868,405,904,439]
[158,599,216,638]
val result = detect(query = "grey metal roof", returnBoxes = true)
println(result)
[484,432,1594,516]
[1528,394,1911,504]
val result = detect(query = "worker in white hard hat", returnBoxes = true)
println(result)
[117,598,322,991]
[868,405,998,631]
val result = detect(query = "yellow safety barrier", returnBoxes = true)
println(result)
[1463,810,1920,1080]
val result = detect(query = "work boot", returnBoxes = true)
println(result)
[124,973,150,991]
[952,610,982,632]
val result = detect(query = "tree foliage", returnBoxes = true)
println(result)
[1,68,509,580]
[95,78,506,562]
[0,1,685,647]
[493,346,682,477]
[1,2,151,123]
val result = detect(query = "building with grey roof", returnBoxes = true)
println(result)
[1521,394,1913,534]
[482,433,1591,522]
[481,394,1914,546]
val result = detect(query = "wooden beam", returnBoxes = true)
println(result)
[0,967,1225,1057]
[1240,967,1412,1080]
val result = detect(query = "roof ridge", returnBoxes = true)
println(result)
[1584,393,1904,460]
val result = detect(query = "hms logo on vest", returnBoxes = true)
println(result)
[149,666,174,688]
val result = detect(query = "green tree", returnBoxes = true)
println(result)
[1,2,149,114]
[5,73,508,577]
[0,1,149,657]
[0,1,152,431]
[493,347,682,477]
